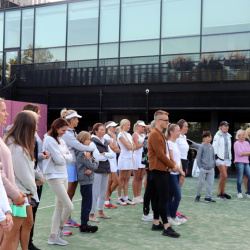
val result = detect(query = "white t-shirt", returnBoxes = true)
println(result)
[176,134,189,160]
[167,140,181,175]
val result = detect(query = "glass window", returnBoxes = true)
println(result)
[67,45,98,61]
[100,0,120,43]
[121,0,161,41]
[162,0,201,38]
[202,33,250,53]
[68,1,99,46]
[34,47,65,63]
[5,10,21,48]
[0,13,3,51]
[99,43,119,59]
[203,0,250,34]
[161,36,200,55]
[120,40,160,57]
[21,9,34,50]
[21,50,33,64]
[35,5,66,48]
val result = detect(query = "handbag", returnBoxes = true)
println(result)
[192,158,200,177]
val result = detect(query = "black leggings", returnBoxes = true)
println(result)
[151,170,169,224]
[143,168,152,215]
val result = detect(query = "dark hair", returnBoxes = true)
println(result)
[22,103,40,114]
[202,131,212,138]
[5,111,37,161]
[90,123,104,135]
[48,118,69,144]
[177,119,187,129]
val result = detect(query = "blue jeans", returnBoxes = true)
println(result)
[167,174,181,219]
[80,184,92,227]
[235,162,250,194]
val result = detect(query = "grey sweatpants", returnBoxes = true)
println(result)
[90,173,109,214]
[196,168,215,198]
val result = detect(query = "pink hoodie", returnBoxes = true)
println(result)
[0,137,20,203]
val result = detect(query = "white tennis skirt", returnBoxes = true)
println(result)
[118,156,134,170]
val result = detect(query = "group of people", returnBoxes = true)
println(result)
[1,101,250,249]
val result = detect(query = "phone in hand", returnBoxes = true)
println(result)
[29,197,37,207]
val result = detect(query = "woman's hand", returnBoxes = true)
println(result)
[0,214,13,232]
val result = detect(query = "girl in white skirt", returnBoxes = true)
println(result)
[117,119,136,205]
[132,120,146,203]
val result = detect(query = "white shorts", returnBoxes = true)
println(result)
[216,159,231,167]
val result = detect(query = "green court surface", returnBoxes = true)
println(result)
[31,177,249,250]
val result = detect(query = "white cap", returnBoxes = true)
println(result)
[106,122,118,128]
[137,121,147,127]
[65,112,82,119]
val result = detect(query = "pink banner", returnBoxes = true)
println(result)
[0,100,47,140]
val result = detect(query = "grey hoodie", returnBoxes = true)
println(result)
[196,143,215,170]
[75,149,98,185]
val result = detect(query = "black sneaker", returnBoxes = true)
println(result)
[204,197,216,203]
[162,226,180,238]
[151,222,164,231]
[28,243,41,250]
[195,196,200,202]
[216,194,226,200]
[79,225,98,233]
[222,193,232,199]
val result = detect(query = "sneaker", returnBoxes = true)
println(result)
[162,226,180,238]
[64,218,81,228]
[104,203,117,209]
[117,198,127,206]
[132,197,142,204]
[222,193,232,199]
[237,193,243,199]
[89,216,99,222]
[246,194,250,198]
[124,198,136,205]
[175,216,187,224]
[168,218,181,226]
[204,197,216,203]
[137,196,144,202]
[48,234,68,246]
[142,214,154,222]
[151,222,164,231]
[176,211,187,219]
[79,225,98,233]
[195,196,200,202]
[28,243,41,250]
[62,228,72,236]
[216,194,226,200]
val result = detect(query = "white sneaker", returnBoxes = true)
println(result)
[117,198,127,206]
[175,216,187,224]
[132,197,142,204]
[48,234,68,246]
[137,196,144,202]
[124,198,136,205]
[141,214,153,222]
[246,194,250,198]
[148,213,154,219]
[168,218,181,226]
[237,193,243,199]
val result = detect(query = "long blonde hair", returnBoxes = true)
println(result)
[165,124,178,140]
[120,119,130,132]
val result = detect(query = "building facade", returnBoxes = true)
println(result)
[1,0,250,138]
